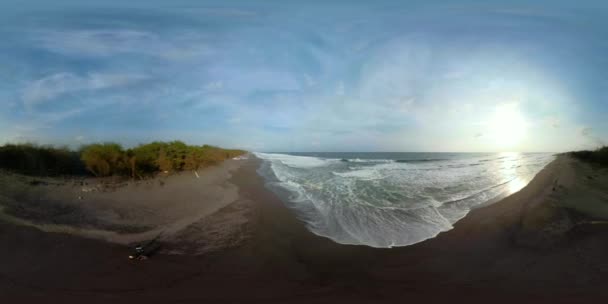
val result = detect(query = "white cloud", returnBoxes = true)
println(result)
[35,30,153,56]
[9,108,85,136]
[22,72,149,108]
[22,73,75,107]
[31,29,213,61]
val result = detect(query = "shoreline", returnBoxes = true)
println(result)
[1,155,608,302]
[253,152,556,249]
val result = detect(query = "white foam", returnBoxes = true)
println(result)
[332,168,385,180]
[255,152,555,248]
[346,158,393,163]
[254,152,333,168]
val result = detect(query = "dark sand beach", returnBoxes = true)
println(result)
[1,155,608,303]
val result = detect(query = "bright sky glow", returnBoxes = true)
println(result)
[0,0,607,152]
[488,104,527,149]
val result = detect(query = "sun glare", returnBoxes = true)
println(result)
[488,104,526,148]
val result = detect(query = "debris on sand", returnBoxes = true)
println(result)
[129,235,162,260]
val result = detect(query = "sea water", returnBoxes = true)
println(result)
[254,152,555,248]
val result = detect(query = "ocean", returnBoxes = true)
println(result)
[254,152,555,248]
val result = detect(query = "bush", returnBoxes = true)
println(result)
[0,141,246,178]
[80,143,127,177]
[126,141,246,175]
[0,143,84,176]
[571,146,608,166]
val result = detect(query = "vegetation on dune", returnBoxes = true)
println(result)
[0,141,246,177]
[80,143,126,177]
[0,143,85,176]
[570,146,608,166]
[122,141,245,178]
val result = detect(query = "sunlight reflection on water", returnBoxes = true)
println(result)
[497,152,528,195]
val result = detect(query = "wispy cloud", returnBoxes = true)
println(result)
[175,7,258,17]
[30,29,214,61]
[0,1,605,151]
[21,72,149,108]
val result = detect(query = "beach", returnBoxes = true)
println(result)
[1,155,608,303]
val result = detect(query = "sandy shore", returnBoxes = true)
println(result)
[1,155,608,303]
[0,159,245,246]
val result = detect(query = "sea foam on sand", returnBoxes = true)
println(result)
[255,152,554,248]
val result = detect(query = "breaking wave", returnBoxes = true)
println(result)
[254,152,554,248]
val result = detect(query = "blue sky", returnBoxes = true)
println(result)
[1,0,607,152]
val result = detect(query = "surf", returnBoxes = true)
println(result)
[254,152,554,248]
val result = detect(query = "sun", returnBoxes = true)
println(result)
[488,103,526,149]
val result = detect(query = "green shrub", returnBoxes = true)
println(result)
[126,141,247,175]
[80,143,126,177]
[0,141,246,178]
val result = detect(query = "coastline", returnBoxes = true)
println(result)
[1,155,608,302]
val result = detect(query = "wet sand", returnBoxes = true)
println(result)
[1,155,608,303]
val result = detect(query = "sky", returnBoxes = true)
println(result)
[1,0,607,152]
